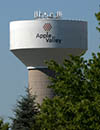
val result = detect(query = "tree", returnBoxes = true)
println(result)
[33,53,100,130]
[0,118,9,130]
[10,89,38,130]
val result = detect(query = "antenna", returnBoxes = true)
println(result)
[34,11,63,19]
[44,12,47,18]
[34,11,38,18]
[40,13,43,18]
[49,12,54,18]
[56,11,62,19]
[38,10,42,18]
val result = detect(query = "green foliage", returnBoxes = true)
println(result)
[33,53,100,130]
[95,11,100,31]
[0,119,9,130]
[10,88,38,130]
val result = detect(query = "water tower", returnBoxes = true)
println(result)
[10,11,88,104]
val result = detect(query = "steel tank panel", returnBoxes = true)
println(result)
[10,19,88,67]
[10,20,87,50]
[11,48,85,67]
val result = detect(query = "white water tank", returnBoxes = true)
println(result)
[10,11,88,103]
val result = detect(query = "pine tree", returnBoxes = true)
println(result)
[11,88,38,130]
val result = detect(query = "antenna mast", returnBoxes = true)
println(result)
[34,11,62,19]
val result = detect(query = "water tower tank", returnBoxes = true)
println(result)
[10,11,88,104]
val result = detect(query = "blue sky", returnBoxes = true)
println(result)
[0,0,99,121]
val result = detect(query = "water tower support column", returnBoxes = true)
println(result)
[28,67,55,104]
